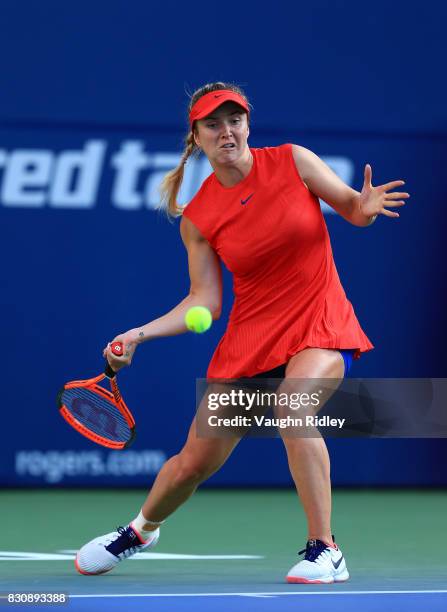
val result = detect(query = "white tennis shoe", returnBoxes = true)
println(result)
[286,538,349,584]
[75,524,159,575]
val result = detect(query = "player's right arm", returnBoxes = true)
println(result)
[104,216,222,370]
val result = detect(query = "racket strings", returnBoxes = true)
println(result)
[61,386,132,443]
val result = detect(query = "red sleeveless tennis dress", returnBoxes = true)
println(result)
[182,144,373,378]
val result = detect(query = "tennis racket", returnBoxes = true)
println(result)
[57,342,136,450]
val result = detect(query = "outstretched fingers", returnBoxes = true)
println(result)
[384,191,410,200]
[364,163,373,187]
[384,190,410,210]
[379,179,406,193]
[384,200,407,207]
[381,208,400,218]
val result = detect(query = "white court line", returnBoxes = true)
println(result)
[0,551,263,561]
[69,590,447,598]
[59,551,263,560]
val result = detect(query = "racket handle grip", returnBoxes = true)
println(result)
[105,363,117,379]
[111,342,124,356]
[105,342,124,378]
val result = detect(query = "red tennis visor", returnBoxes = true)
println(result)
[189,90,250,127]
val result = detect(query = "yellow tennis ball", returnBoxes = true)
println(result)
[185,306,212,333]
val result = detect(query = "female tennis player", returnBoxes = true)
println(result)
[76,82,408,582]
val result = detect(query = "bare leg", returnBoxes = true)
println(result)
[139,415,240,529]
[280,348,344,545]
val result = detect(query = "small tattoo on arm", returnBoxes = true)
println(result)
[139,331,144,338]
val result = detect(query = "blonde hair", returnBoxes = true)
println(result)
[159,82,250,218]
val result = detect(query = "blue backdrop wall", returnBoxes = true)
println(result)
[1,0,446,487]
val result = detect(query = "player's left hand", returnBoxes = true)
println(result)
[359,164,410,219]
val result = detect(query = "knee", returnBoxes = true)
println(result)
[282,436,327,457]
[172,453,215,487]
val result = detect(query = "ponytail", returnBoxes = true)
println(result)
[159,131,197,218]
